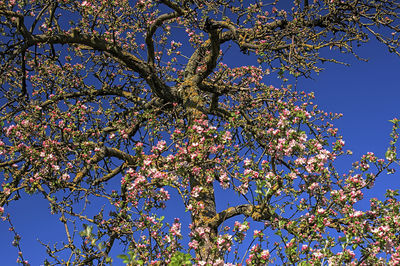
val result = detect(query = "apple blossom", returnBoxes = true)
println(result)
[0,1,400,265]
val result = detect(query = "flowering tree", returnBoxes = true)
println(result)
[1,0,400,264]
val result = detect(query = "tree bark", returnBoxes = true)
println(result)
[184,83,220,262]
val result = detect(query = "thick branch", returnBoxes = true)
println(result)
[185,19,221,82]
[73,146,137,184]
[194,19,221,84]
[0,9,176,102]
[146,11,180,66]
[159,0,186,15]
[209,202,351,237]
[92,164,125,186]
[208,204,272,228]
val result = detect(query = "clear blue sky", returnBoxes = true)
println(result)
[301,41,400,207]
[1,20,400,266]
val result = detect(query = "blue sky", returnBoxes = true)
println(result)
[1,10,400,266]
[296,42,400,212]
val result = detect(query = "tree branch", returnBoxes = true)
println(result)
[0,9,176,102]
[146,11,180,66]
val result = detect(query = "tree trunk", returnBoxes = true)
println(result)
[190,176,219,262]
[184,85,220,263]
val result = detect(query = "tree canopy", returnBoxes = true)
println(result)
[1,0,400,265]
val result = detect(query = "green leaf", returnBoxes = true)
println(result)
[117,254,130,264]
[169,251,193,266]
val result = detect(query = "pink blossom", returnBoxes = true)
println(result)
[143,158,152,166]
[313,250,324,259]
[188,239,199,250]
[244,158,251,166]
[81,1,91,7]
[261,249,270,260]
[222,131,232,142]
[61,173,70,181]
